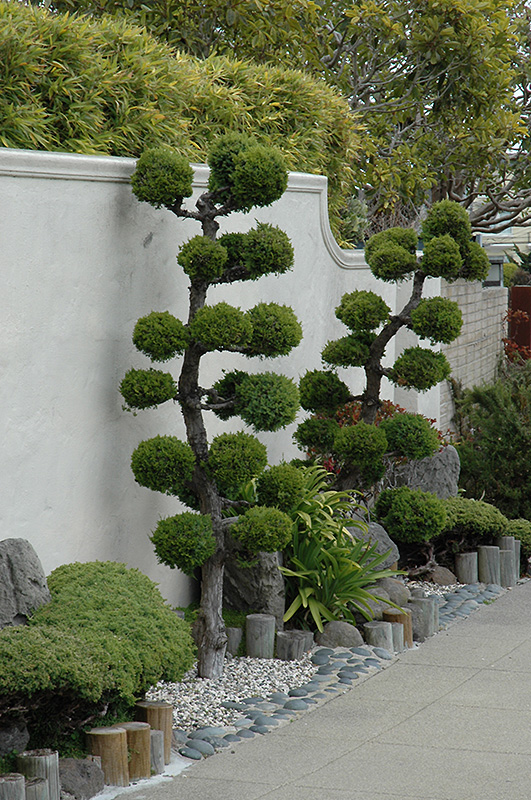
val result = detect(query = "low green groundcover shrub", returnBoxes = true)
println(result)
[0,561,195,747]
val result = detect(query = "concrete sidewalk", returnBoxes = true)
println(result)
[116,580,531,800]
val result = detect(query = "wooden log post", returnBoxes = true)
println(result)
[24,778,49,800]
[499,549,515,588]
[150,730,165,775]
[275,631,305,661]
[114,722,151,781]
[86,727,129,787]
[514,538,521,582]
[0,774,25,800]
[408,597,435,642]
[390,622,405,653]
[134,701,173,765]
[363,621,393,650]
[225,627,243,656]
[16,751,59,800]
[382,609,413,648]
[478,546,501,585]
[245,614,275,659]
[455,552,478,584]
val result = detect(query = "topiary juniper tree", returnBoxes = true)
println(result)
[295,200,490,490]
[120,134,302,678]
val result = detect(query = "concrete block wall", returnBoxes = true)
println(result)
[439,280,508,432]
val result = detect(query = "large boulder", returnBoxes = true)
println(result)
[315,620,363,648]
[0,539,51,629]
[352,587,391,624]
[387,444,460,499]
[223,535,285,629]
[346,519,399,571]
[0,718,30,756]
[374,577,411,606]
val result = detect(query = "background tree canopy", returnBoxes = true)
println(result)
[37,0,531,236]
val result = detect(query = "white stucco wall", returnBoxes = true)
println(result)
[0,147,505,603]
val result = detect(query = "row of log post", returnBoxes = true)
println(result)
[455,536,521,587]
[0,750,59,800]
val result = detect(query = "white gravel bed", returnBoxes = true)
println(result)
[146,651,317,732]
[405,579,465,598]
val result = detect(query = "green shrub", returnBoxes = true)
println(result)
[441,496,508,542]
[189,302,252,351]
[218,232,247,267]
[299,370,350,413]
[177,236,228,283]
[375,486,447,544]
[236,372,299,432]
[421,199,472,253]
[244,223,294,279]
[245,303,302,357]
[390,347,451,391]
[335,290,391,332]
[364,227,418,263]
[334,421,388,485]
[409,297,463,345]
[151,512,216,574]
[0,562,195,743]
[120,368,177,410]
[133,311,189,361]
[208,132,257,197]
[231,506,293,553]
[207,431,267,495]
[130,147,193,208]
[131,435,195,497]
[231,145,288,212]
[461,240,490,281]
[379,413,440,461]
[420,235,463,280]
[256,463,305,513]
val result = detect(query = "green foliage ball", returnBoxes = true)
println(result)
[365,227,418,261]
[133,311,189,361]
[230,506,293,554]
[375,487,447,544]
[189,302,252,351]
[244,223,294,279]
[321,334,373,368]
[442,496,508,540]
[130,147,193,208]
[177,235,228,283]
[390,347,451,391]
[461,240,490,281]
[421,199,472,253]
[232,145,288,212]
[506,519,531,570]
[293,417,340,453]
[208,132,256,196]
[299,370,350,413]
[420,235,463,280]
[333,421,388,484]
[236,372,300,432]
[256,463,305,513]
[208,431,267,494]
[131,435,195,497]
[218,232,247,267]
[366,242,418,282]
[245,303,302,357]
[150,512,216,575]
[208,370,246,421]
[335,290,391,332]
[409,297,463,345]
[379,413,440,460]
[120,368,176,409]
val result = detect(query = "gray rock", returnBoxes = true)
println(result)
[386,444,460,499]
[179,746,202,759]
[59,758,105,800]
[223,534,285,628]
[184,739,215,756]
[315,620,364,648]
[0,718,30,756]
[346,520,399,571]
[430,565,458,585]
[0,539,51,628]
[284,699,309,711]
[374,577,411,606]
